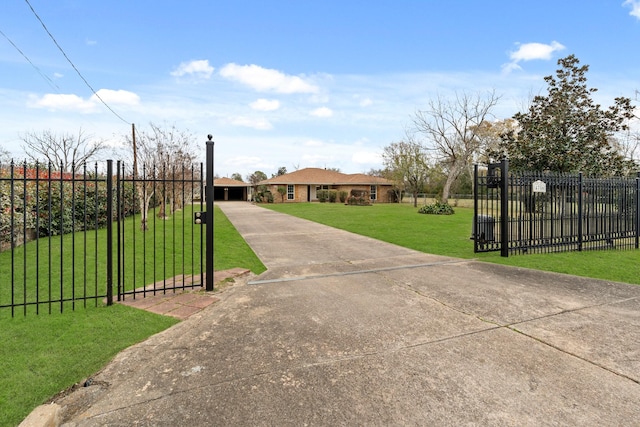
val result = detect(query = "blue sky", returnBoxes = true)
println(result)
[1,0,639,178]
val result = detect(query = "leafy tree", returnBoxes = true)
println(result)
[230,172,243,181]
[382,136,430,207]
[20,128,107,173]
[247,170,267,185]
[365,168,385,177]
[272,166,287,177]
[412,90,500,204]
[494,55,637,175]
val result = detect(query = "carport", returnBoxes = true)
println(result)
[213,177,249,201]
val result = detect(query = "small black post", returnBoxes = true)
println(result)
[500,159,509,257]
[578,173,583,251]
[106,160,113,306]
[635,172,639,249]
[205,135,215,291]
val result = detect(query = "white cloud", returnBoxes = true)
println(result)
[250,98,280,111]
[624,0,640,18]
[304,139,324,147]
[359,98,373,107]
[171,60,214,79]
[230,116,273,130]
[352,150,381,165]
[219,63,319,94]
[226,155,265,167]
[92,89,140,106]
[301,153,333,165]
[29,93,96,112]
[502,41,565,73]
[85,39,97,46]
[310,106,333,117]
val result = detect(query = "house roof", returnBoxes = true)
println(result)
[259,168,392,185]
[214,177,248,187]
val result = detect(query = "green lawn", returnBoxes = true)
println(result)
[0,206,265,427]
[263,203,639,286]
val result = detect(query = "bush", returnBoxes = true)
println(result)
[328,190,337,203]
[339,191,348,203]
[317,190,329,203]
[418,201,455,215]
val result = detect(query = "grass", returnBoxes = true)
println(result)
[263,202,639,286]
[0,205,265,427]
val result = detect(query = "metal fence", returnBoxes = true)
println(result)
[473,160,640,256]
[0,159,206,316]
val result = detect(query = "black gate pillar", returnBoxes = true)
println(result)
[205,135,215,291]
[499,159,509,257]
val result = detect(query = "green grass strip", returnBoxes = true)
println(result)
[0,205,265,426]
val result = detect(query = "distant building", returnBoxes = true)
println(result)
[259,168,395,203]
[213,177,250,201]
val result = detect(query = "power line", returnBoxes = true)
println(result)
[0,27,60,92]
[24,0,131,125]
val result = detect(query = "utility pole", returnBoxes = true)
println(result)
[132,123,137,179]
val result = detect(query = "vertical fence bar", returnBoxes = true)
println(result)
[10,161,15,316]
[58,163,64,313]
[636,173,639,249]
[199,162,204,288]
[106,160,113,306]
[93,163,99,305]
[35,163,41,313]
[116,161,122,301]
[500,159,509,257]
[82,163,87,307]
[71,163,76,310]
[473,164,479,253]
[205,136,215,291]
[22,162,28,315]
[578,173,583,251]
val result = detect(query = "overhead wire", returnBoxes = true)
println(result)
[0,27,60,92]
[23,0,131,125]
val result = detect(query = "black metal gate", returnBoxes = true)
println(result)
[0,139,215,316]
[473,160,640,257]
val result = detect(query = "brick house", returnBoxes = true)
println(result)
[258,168,396,203]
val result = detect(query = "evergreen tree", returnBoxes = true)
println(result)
[496,55,636,175]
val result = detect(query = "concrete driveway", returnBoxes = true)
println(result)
[52,201,639,426]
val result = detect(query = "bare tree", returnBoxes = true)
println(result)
[20,128,107,173]
[412,90,500,204]
[125,122,199,230]
[611,129,640,172]
[0,146,10,164]
[381,136,430,207]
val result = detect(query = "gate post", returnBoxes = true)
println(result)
[636,172,640,249]
[205,135,215,291]
[106,160,113,305]
[499,159,509,257]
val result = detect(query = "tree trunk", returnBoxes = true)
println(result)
[441,162,464,204]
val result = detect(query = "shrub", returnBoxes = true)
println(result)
[317,190,329,203]
[339,191,348,203]
[418,201,455,215]
[328,190,337,203]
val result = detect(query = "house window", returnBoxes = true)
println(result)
[370,185,377,200]
[287,184,295,200]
